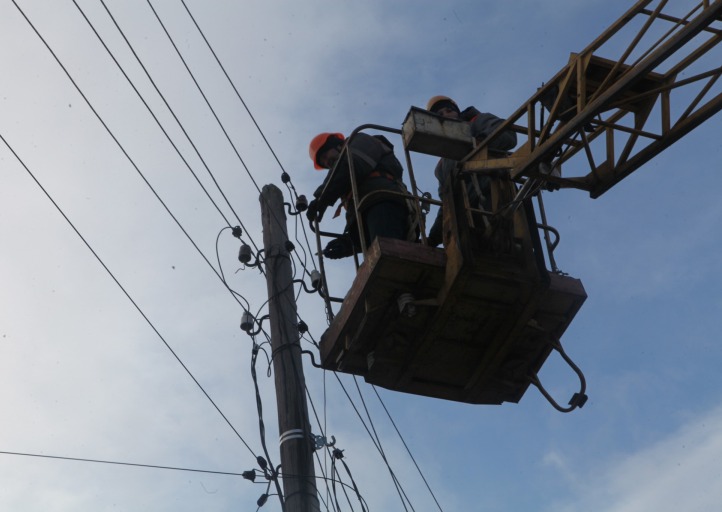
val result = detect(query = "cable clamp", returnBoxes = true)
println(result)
[311,434,336,451]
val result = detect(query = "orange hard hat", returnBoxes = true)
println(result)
[426,95,459,113]
[309,132,345,170]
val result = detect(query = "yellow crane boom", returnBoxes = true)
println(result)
[464,0,722,198]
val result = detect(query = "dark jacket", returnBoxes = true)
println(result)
[313,132,406,220]
[428,107,517,245]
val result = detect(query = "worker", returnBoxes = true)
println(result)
[425,95,517,247]
[306,132,412,259]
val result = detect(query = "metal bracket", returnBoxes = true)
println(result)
[311,434,336,451]
[529,329,588,413]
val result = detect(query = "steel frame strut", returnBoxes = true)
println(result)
[463,0,722,198]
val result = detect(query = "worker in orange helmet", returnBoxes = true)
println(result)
[307,131,412,259]
[425,95,517,247]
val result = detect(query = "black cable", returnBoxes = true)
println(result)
[249,339,286,508]
[0,450,244,477]
[179,0,289,182]
[72,1,236,229]
[0,131,257,459]
[177,7,324,363]
[303,377,344,512]
[149,0,315,303]
[80,1,272,291]
[145,0,262,198]
[353,376,414,512]
[306,332,414,512]
[215,226,252,313]
[11,0,251,301]
[372,386,445,512]
[333,453,368,512]
[12,5,379,508]
[179,0,320,274]
[286,180,319,273]
[95,0,263,255]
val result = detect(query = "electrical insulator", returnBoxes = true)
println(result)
[281,172,290,183]
[240,311,254,332]
[231,226,243,238]
[310,270,321,290]
[285,240,295,252]
[238,243,252,264]
[298,320,308,334]
[295,194,308,212]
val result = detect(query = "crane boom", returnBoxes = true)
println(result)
[464,0,722,198]
[313,1,722,410]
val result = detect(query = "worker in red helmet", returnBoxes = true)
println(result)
[307,132,411,259]
[425,95,517,247]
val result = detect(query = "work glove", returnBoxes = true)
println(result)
[322,237,354,259]
[306,199,327,223]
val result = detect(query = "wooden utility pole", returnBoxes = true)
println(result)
[260,184,320,512]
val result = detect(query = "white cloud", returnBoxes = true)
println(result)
[551,403,722,512]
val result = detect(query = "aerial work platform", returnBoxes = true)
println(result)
[318,238,586,405]
[311,0,722,411]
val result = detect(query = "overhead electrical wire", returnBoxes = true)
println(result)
[7,8,415,512]
[145,1,314,294]
[298,334,415,511]
[255,252,359,510]
[81,0,265,258]
[182,0,438,488]
[71,1,234,230]
[303,378,364,512]
[0,450,247,478]
[21,2,434,509]
[215,226,252,312]
[9,0,256,311]
[143,0,263,199]
[0,130,258,461]
[155,3,436,506]
[301,328,431,511]
[372,385,445,512]
[249,338,286,509]
[176,0,320,273]
[353,376,415,512]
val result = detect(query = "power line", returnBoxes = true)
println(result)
[72,0,235,230]
[179,0,289,179]
[353,376,415,512]
[12,0,259,311]
[372,385,445,512]
[176,0,320,273]
[301,333,417,512]
[0,129,257,460]
[9,5,431,511]
[144,0,263,198]
[148,0,319,299]
[0,450,246,478]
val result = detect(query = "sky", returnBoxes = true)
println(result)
[1,1,721,511]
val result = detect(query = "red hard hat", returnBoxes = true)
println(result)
[309,132,344,170]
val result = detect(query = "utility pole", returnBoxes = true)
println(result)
[260,184,320,512]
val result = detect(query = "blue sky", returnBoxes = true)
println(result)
[1,1,721,511]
